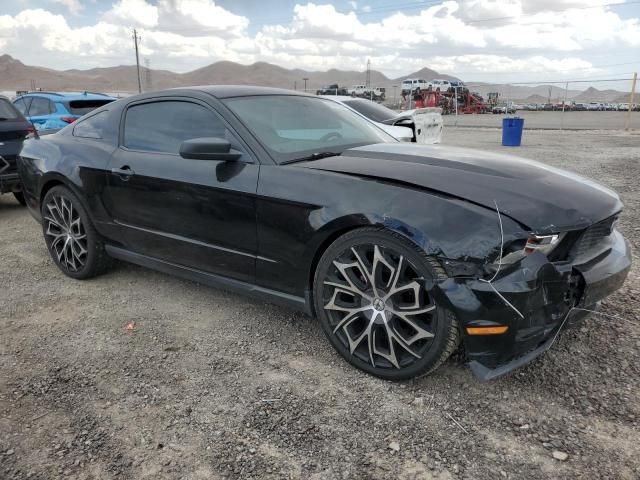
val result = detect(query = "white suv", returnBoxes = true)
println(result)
[430,79,452,92]
[401,78,431,94]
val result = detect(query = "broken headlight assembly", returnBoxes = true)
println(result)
[498,233,566,265]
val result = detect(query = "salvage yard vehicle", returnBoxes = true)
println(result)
[401,78,431,95]
[0,95,34,205]
[492,102,516,114]
[430,79,452,92]
[17,86,631,381]
[327,96,443,143]
[13,91,116,130]
[316,84,348,96]
[347,85,385,100]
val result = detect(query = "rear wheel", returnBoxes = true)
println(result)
[41,186,111,279]
[313,228,459,380]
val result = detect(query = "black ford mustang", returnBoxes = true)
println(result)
[17,86,631,381]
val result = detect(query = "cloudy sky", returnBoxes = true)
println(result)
[1,0,639,84]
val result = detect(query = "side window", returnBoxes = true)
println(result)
[73,111,109,139]
[124,101,230,154]
[13,97,30,114]
[28,97,52,116]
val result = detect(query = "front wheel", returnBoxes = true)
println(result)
[313,228,459,380]
[41,185,112,279]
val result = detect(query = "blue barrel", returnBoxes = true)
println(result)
[502,117,524,146]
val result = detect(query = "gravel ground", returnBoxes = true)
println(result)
[1,128,639,480]
[442,110,640,130]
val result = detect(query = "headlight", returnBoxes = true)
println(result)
[499,233,565,264]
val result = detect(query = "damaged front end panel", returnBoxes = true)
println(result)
[437,220,631,381]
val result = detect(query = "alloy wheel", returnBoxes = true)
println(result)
[43,195,88,272]
[322,243,438,370]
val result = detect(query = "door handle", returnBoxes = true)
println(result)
[111,165,134,180]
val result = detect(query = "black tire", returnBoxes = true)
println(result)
[13,190,26,206]
[41,185,112,279]
[313,227,459,380]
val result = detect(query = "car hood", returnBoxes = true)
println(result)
[300,143,622,233]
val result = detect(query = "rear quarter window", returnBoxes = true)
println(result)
[67,100,114,116]
[0,98,22,120]
[73,110,109,139]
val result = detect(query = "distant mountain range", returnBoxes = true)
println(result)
[0,54,631,103]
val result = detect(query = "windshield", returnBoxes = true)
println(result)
[341,99,398,123]
[224,95,395,163]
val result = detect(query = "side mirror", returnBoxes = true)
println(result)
[179,137,241,161]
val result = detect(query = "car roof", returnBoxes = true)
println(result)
[17,91,116,101]
[178,85,312,99]
[321,96,363,103]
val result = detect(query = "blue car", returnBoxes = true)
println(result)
[13,91,116,130]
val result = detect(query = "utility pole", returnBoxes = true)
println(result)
[366,59,371,90]
[303,77,309,92]
[561,81,569,130]
[144,58,152,92]
[132,29,142,94]
[625,72,637,131]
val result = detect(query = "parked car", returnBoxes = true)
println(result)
[430,79,452,92]
[617,103,630,111]
[524,104,539,111]
[573,103,588,111]
[17,86,631,381]
[347,85,367,97]
[327,96,443,144]
[13,91,116,130]
[448,80,468,95]
[587,102,604,111]
[492,102,516,114]
[0,95,33,205]
[347,86,385,101]
[371,87,386,101]
[316,84,348,96]
[401,78,431,95]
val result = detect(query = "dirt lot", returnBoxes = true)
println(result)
[1,128,639,480]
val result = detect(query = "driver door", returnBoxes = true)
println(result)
[102,97,259,283]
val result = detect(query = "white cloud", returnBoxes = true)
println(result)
[105,0,159,28]
[50,0,83,14]
[0,0,638,82]
[156,0,249,37]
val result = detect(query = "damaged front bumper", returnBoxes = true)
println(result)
[438,229,631,381]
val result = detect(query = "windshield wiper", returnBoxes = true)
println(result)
[0,117,9,121]
[281,151,340,165]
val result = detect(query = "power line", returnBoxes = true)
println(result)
[464,0,640,24]
[439,61,640,76]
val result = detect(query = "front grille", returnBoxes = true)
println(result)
[574,215,617,257]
